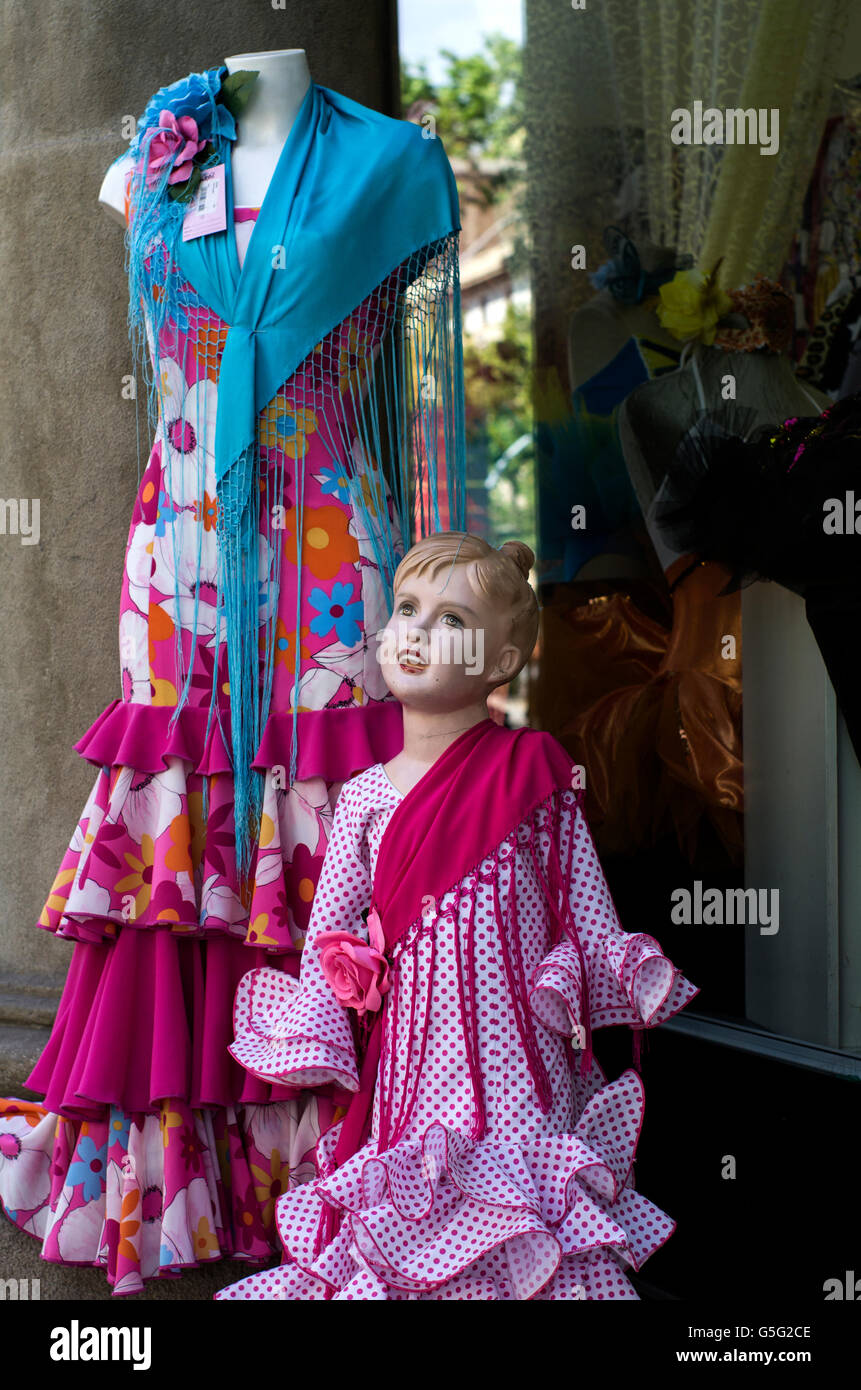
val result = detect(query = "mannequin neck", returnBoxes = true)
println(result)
[224,50,311,206]
[225,50,311,147]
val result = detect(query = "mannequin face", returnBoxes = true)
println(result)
[378,562,522,712]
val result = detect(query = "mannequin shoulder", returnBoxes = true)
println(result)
[335,765,394,819]
[98,150,135,226]
[568,294,631,390]
[513,726,585,792]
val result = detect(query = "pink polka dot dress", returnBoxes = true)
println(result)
[215,762,699,1301]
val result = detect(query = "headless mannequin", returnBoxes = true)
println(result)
[567,237,683,393]
[566,235,683,581]
[618,346,832,567]
[98,48,312,268]
[98,49,349,808]
[568,290,681,394]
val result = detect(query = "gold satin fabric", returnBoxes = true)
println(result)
[539,558,743,862]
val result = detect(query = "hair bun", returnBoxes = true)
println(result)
[498,540,534,579]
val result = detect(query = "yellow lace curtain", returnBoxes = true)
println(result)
[524,0,851,330]
[602,0,851,282]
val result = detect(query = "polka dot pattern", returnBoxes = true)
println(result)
[215,766,697,1301]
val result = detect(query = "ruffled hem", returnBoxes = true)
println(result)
[531,935,699,1036]
[40,700,402,949]
[75,698,404,782]
[214,1068,672,1301]
[24,935,321,1116]
[0,1092,328,1297]
[228,967,360,1093]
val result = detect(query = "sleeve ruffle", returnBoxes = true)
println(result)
[530,933,699,1037]
[228,967,360,1092]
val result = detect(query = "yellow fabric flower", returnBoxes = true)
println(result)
[39,866,76,926]
[258,400,318,457]
[250,1149,291,1228]
[159,1104,183,1148]
[115,835,156,919]
[338,325,370,395]
[657,265,732,345]
[192,1214,220,1259]
[247,912,280,947]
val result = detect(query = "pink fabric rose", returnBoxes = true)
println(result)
[315,919,390,1017]
[144,110,207,189]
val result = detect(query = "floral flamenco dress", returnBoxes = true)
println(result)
[216,719,698,1300]
[0,70,467,1296]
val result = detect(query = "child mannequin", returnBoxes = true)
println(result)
[215,532,698,1300]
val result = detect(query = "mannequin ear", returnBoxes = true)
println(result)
[488,641,522,685]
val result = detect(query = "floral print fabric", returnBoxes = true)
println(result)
[0,1095,325,1297]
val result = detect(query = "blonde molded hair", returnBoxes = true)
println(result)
[392,531,539,684]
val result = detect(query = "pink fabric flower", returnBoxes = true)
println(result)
[144,110,207,189]
[315,922,390,1017]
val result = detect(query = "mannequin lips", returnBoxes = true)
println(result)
[398,652,427,673]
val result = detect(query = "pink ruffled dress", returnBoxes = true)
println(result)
[216,762,698,1301]
[0,205,404,1295]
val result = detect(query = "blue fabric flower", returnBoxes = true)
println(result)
[135,67,227,143]
[155,489,181,537]
[107,1108,132,1152]
[318,466,351,503]
[67,1136,108,1202]
[308,582,363,647]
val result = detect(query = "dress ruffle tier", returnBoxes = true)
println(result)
[41,698,403,948]
[0,697,401,1295]
[214,1068,671,1301]
[531,933,699,1033]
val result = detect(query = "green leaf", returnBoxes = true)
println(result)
[167,164,203,203]
[218,68,260,122]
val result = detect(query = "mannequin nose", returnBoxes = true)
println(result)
[399,622,429,660]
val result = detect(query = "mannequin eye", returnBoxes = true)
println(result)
[396,601,415,616]
[441,612,464,627]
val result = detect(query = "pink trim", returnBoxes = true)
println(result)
[72,701,231,774]
[73,699,404,782]
[524,791,593,1078]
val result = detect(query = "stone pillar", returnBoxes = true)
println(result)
[0,0,397,1299]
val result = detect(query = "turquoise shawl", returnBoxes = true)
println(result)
[121,67,467,878]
